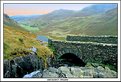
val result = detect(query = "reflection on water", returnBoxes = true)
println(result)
[36,35,48,42]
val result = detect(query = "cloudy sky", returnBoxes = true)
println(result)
[4,4,93,16]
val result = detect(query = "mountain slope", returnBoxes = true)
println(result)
[39,9,75,20]
[3,14,53,62]
[4,14,20,27]
[3,14,27,31]
[75,4,117,17]
[40,7,118,36]
[10,4,118,36]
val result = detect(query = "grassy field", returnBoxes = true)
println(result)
[20,24,39,32]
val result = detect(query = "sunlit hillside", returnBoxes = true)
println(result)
[4,25,53,59]
[3,14,53,68]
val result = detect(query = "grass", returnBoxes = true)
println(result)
[37,30,66,41]
[4,25,53,68]
[20,24,39,32]
[48,35,66,41]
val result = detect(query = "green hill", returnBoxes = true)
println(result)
[39,8,117,36]
[4,14,21,28]
[11,4,118,37]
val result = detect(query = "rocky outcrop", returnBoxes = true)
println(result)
[4,52,44,78]
[23,66,117,78]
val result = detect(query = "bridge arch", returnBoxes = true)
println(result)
[58,53,86,67]
[48,39,117,69]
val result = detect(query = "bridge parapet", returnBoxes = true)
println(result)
[48,38,117,69]
[66,35,118,44]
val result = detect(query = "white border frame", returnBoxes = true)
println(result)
[1,1,120,81]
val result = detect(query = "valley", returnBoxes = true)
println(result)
[11,4,118,38]
[3,4,118,78]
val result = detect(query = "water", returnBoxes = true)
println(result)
[23,70,41,78]
[36,35,48,42]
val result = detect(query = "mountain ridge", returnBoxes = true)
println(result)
[10,4,118,36]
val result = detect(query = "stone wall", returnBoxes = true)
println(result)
[48,39,117,69]
[66,35,118,44]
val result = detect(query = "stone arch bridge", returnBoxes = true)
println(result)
[48,36,118,68]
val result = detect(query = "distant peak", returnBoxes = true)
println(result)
[11,14,42,17]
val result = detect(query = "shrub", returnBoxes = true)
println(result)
[18,38,24,43]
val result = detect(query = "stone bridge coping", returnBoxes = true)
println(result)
[66,35,118,38]
[49,39,117,47]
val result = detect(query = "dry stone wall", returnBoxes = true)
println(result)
[66,35,118,44]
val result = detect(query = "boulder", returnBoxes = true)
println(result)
[70,67,83,78]
[47,67,61,74]
[58,66,74,78]
[30,47,37,53]
[110,70,117,78]
[93,66,117,78]
[103,67,117,78]
[42,69,59,78]
[4,60,11,77]
[81,67,94,78]
[97,66,105,72]
[4,53,44,78]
